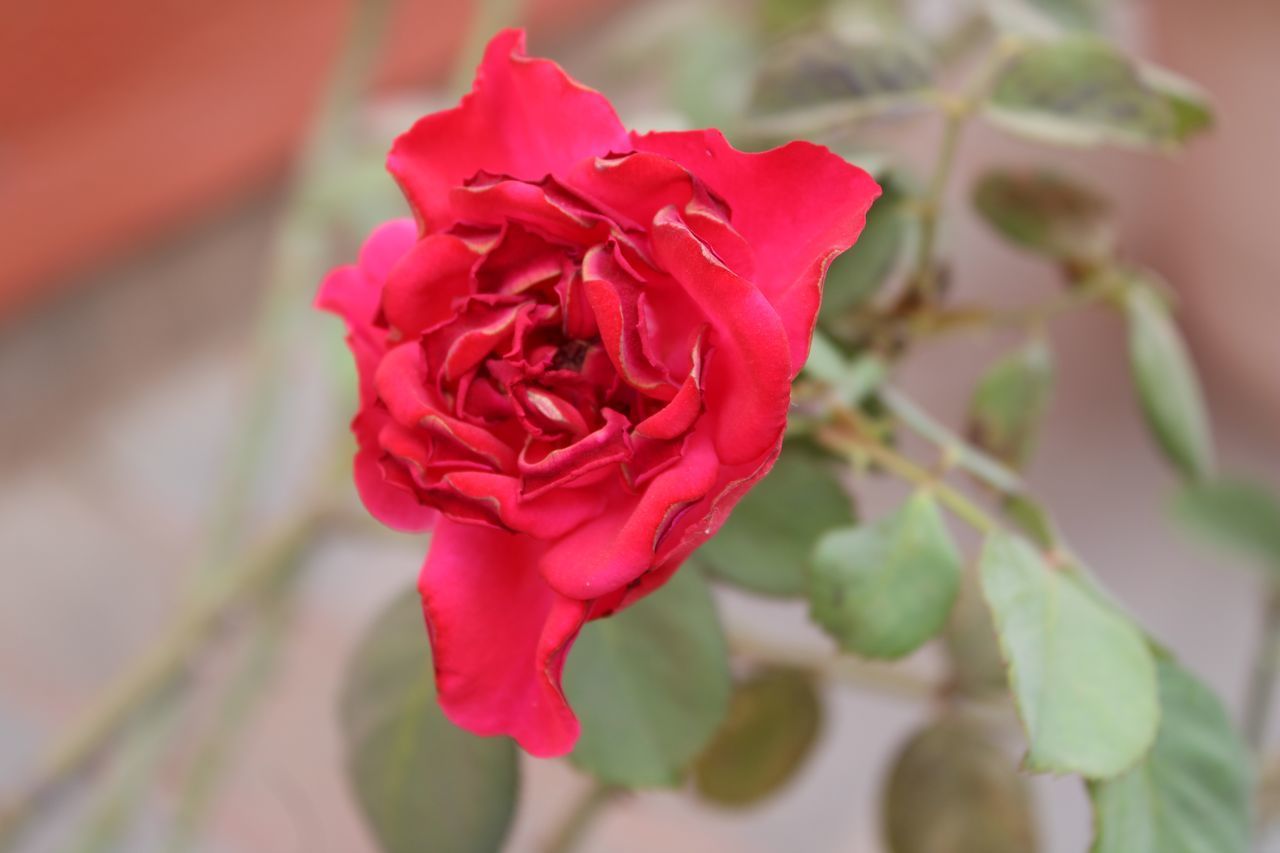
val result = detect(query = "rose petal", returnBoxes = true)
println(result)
[352,410,437,533]
[389,29,630,231]
[419,519,586,757]
[649,206,792,465]
[381,233,480,336]
[582,243,679,400]
[631,129,880,374]
[538,433,720,599]
[441,470,608,538]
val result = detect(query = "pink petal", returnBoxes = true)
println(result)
[419,519,587,756]
[389,30,630,232]
[631,129,880,374]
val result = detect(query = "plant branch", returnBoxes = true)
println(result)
[726,629,934,701]
[0,507,327,850]
[542,782,619,853]
[1245,583,1280,754]
[820,410,1000,536]
[910,39,1016,305]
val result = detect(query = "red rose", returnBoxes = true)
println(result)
[318,29,879,756]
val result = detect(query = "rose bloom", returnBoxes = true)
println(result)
[319,29,879,756]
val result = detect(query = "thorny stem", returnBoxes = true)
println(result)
[0,507,327,851]
[542,782,620,853]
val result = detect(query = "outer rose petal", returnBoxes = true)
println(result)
[419,518,587,757]
[631,129,881,374]
[353,412,438,533]
[389,29,630,231]
[317,219,435,533]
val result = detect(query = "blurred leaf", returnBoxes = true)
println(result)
[968,339,1054,469]
[341,590,517,853]
[810,492,962,659]
[565,567,731,787]
[669,11,757,128]
[1124,279,1214,481]
[1171,479,1280,574]
[750,33,935,133]
[944,576,1009,698]
[693,668,823,807]
[699,444,854,597]
[1001,493,1060,549]
[884,717,1038,853]
[1089,659,1250,853]
[979,533,1158,778]
[972,169,1113,261]
[819,177,908,331]
[985,39,1214,150]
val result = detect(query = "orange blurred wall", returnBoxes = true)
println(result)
[0,0,623,322]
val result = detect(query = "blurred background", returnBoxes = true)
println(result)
[1,0,1278,850]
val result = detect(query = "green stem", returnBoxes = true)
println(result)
[163,580,298,851]
[822,416,1000,536]
[911,98,967,304]
[0,509,325,851]
[1245,584,1280,754]
[910,38,1021,305]
[542,783,618,853]
[879,387,1023,495]
[726,629,933,701]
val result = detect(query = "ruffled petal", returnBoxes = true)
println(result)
[419,519,587,757]
[538,433,721,599]
[631,129,880,374]
[389,29,630,231]
[649,206,792,465]
[352,411,438,533]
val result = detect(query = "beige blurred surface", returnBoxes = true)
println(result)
[1,3,1278,852]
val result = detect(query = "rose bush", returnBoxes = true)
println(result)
[318,29,878,756]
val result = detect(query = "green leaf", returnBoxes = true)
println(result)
[883,717,1039,853]
[985,38,1214,150]
[693,668,823,807]
[972,169,1113,261]
[979,533,1158,778]
[819,177,908,329]
[810,492,962,659]
[1089,659,1250,853]
[1171,479,1280,573]
[699,444,854,597]
[340,590,518,853]
[565,567,732,787]
[968,339,1054,469]
[750,34,935,133]
[1124,280,1215,481]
